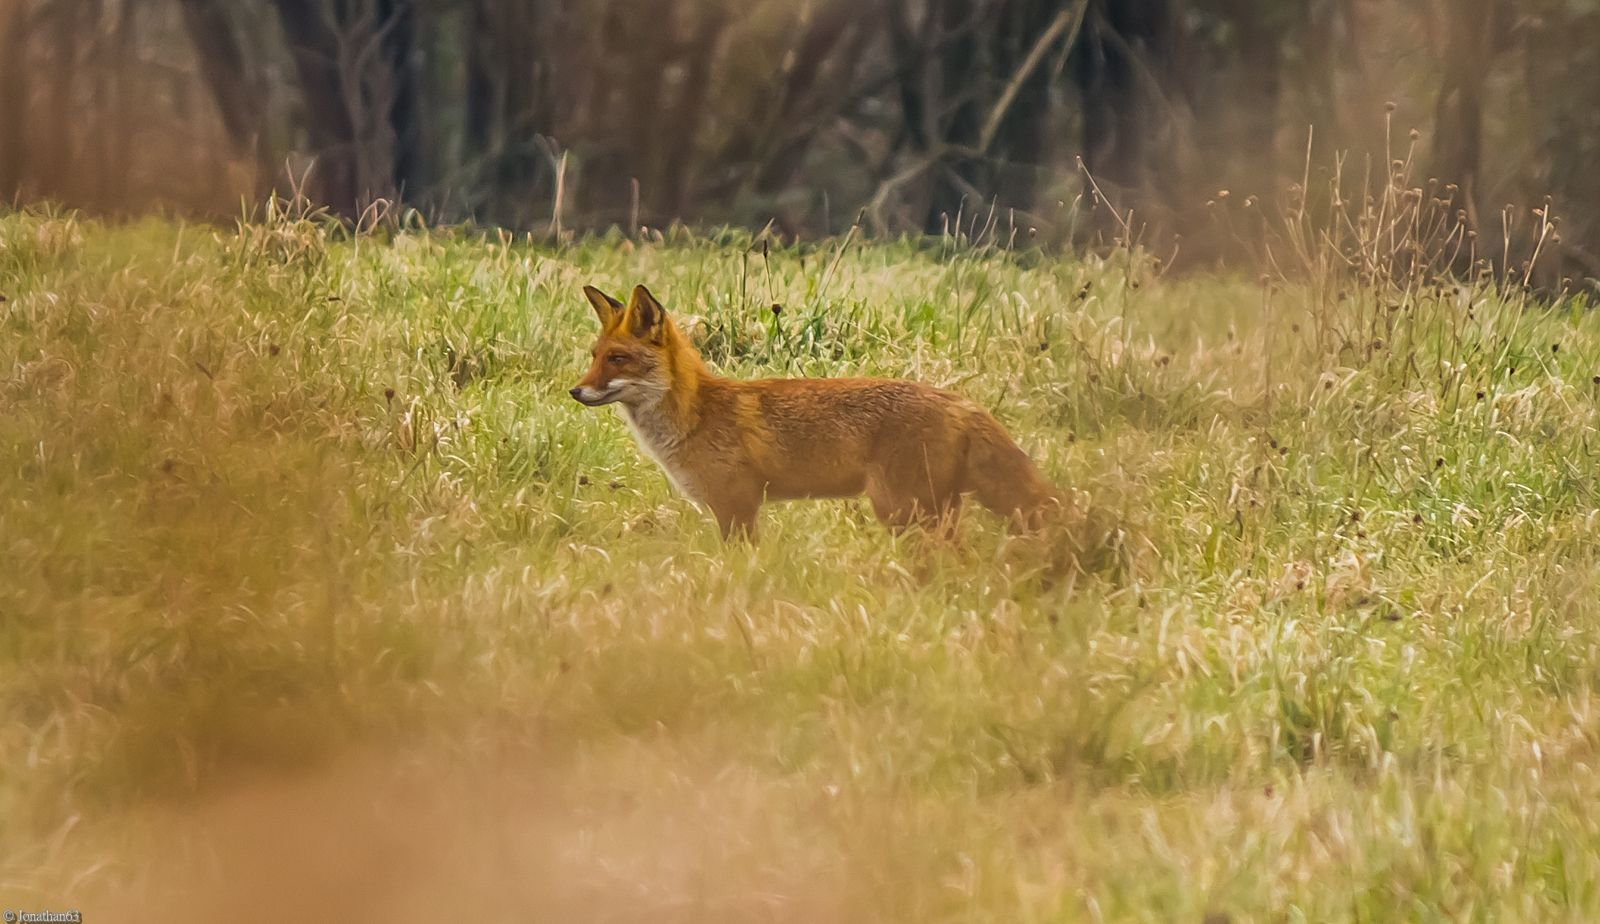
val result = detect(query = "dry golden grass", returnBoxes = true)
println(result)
[2,198,1599,920]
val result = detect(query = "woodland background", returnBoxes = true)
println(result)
[1,0,1597,279]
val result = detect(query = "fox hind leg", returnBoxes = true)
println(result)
[867,476,962,538]
[709,492,761,542]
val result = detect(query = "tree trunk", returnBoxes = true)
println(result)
[1432,0,1494,207]
[1072,0,1179,233]
[465,0,549,227]
[750,1,858,195]
[986,0,1058,212]
[621,0,671,222]
[178,0,275,201]
[37,0,80,203]
[271,0,359,213]
[1233,4,1281,204]
[1076,1,1148,202]
[496,2,545,208]
[178,0,264,153]
[464,0,500,165]
[1522,3,1600,284]
[655,9,722,220]
[378,0,420,198]
[923,0,982,233]
[0,0,30,202]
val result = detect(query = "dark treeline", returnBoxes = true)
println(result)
[1,0,1598,279]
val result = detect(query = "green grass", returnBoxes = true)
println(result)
[3,208,1600,921]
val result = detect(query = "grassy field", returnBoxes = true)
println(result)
[3,204,1600,922]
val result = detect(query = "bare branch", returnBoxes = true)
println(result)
[977,1,1089,157]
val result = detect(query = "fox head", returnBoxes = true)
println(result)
[570,284,685,407]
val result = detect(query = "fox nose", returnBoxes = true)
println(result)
[569,387,584,401]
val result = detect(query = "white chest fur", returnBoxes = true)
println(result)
[617,404,700,503]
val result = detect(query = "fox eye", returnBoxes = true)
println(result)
[607,353,628,366]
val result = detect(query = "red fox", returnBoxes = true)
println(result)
[570,284,1063,540]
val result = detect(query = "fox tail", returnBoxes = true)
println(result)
[960,410,1063,530]
[961,411,1132,575]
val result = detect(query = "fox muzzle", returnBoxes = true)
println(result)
[570,385,621,406]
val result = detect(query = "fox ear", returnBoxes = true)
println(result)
[625,285,667,343]
[582,285,623,329]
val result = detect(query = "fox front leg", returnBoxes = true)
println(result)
[709,496,760,542]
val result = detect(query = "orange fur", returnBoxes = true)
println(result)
[572,284,1061,540]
